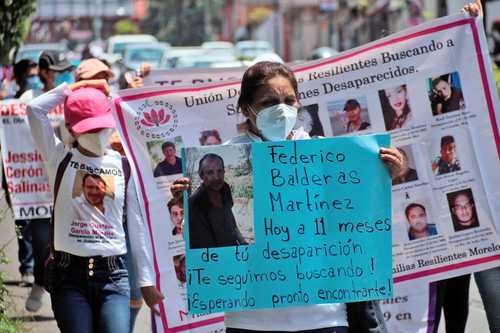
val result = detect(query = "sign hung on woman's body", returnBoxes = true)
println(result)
[112,14,500,332]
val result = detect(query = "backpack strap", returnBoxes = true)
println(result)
[121,156,131,232]
[49,152,73,255]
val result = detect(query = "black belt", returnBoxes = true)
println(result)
[55,251,126,275]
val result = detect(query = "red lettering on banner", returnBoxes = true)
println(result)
[4,150,44,163]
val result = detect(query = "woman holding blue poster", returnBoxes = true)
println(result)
[173,61,406,333]
[172,2,494,331]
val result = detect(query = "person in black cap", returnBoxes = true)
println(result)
[12,50,72,313]
[38,50,73,93]
[344,99,370,133]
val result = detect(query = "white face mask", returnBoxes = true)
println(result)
[77,129,113,156]
[255,103,298,141]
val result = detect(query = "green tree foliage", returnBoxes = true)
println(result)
[146,0,223,45]
[147,0,205,45]
[0,0,37,64]
[114,19,140,35]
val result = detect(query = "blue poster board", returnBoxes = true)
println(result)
[183,134,392,314]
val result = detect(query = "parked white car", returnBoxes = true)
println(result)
[235,40,273,60]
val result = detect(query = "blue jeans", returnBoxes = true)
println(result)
[474,267,500,332]
[16,218,50,285]
[50,252,130,333]
[15,219,34,275]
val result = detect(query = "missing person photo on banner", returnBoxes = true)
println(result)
[428,71,465,115]
[327,97,372,136]
[184,144,255,250]
[378,84,413,131]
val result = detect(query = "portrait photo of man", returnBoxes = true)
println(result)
[153,141,182,177]
[432,135,461,175]
[404,203,437,241]
[188,153,247,249]
[343,99,371,133]
[328,97,372,136]
[168,197,184,237]
[429,73,465,115]
[73,173,113,219]
[448,189,480,232]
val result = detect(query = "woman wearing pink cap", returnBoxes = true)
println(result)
[27,79,163,333]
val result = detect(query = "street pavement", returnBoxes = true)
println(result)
[0,201,490,332]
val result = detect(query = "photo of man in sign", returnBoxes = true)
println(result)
[185,145,255,249]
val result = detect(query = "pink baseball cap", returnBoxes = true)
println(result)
[75,58,114,81]
[64,87,115,134]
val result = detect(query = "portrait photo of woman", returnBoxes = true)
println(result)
[379,84,413,130]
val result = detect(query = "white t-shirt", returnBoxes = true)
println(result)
[225,129,348,330]
[27,83,154,287]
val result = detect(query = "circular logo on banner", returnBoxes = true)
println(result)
[134,99,178,139]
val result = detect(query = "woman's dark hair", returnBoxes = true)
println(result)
[300,104,324,137]
[237,61,298,116]
[378,85,411,130]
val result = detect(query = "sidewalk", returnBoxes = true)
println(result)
[0,205,490,332]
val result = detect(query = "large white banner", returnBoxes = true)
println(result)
[0,100,64,219]
[143,67,246,88]
[112,14,500,332]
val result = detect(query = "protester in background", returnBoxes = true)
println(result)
[120,63,151,89]
[38,50,73,93]
[74,58,114,82]
[172,61,406,333]
[3,53,72,312]
[27,80,163,332]
[1,59,40,291]
[13,59,40,98]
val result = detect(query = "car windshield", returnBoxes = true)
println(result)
[16,50,43,62]
[240,46,270,53]
[128,49,164,62]
[114,42,155,56]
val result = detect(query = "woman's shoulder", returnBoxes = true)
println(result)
[226,131,262,144]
